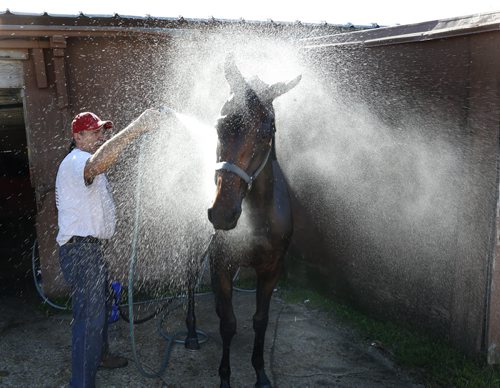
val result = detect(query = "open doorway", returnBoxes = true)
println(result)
[0,88,37,295]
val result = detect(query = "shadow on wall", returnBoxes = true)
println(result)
[278,45,497,334]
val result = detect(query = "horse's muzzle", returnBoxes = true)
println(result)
[207,206,241,230]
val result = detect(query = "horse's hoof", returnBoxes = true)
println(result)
[220,381,231,388]
[184,337,200,351]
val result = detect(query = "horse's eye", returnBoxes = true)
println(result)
[256,129,266,138]
[257,121,273,139]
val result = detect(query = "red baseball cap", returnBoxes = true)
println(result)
[71,112,113,134]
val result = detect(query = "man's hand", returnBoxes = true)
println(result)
[132,108,163,133]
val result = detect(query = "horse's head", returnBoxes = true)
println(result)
[207,55,301,230]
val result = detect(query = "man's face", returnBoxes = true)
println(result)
[74,127,110,153]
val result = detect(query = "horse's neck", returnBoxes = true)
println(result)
[246,158,293,238]
[247,160,275,205]
[248,134,277,201]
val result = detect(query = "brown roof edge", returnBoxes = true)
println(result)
[301,11,500,48]
[365,19,500,47]
[0,9,358,36]
[0,24,197,39]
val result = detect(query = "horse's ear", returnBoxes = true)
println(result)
[267,75,302,100]
[224,54,247,93]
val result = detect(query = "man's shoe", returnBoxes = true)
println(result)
[99,353,128,369]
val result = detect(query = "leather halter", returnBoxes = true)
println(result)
[215,139,273,192]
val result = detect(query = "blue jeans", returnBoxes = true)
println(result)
[59,240,109,388]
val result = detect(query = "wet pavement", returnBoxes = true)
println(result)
[0,288,423,387]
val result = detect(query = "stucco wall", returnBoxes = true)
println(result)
[11,14,500,358]
[24,34,176,293]
[286,31,500,355]
[24,27,303,294]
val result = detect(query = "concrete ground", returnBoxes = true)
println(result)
[0,287,423,388]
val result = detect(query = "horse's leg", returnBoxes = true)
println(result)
[185,264,200,350]
[212,263,236,388]
[252,262,282,388]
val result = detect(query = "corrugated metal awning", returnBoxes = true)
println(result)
[302,11,500,48]
[0,9,363,39]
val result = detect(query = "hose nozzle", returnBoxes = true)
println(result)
[158,105,176,115]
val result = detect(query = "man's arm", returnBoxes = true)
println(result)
[84,109,160,184]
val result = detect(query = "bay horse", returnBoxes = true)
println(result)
[184,55,301,388]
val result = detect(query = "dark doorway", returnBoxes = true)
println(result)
[0,88,37,295]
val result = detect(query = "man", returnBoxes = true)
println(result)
[56,109,161,388]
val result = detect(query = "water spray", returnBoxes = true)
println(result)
[127,107,176,378]
[31,103,252,381]
[127,106,214,379]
